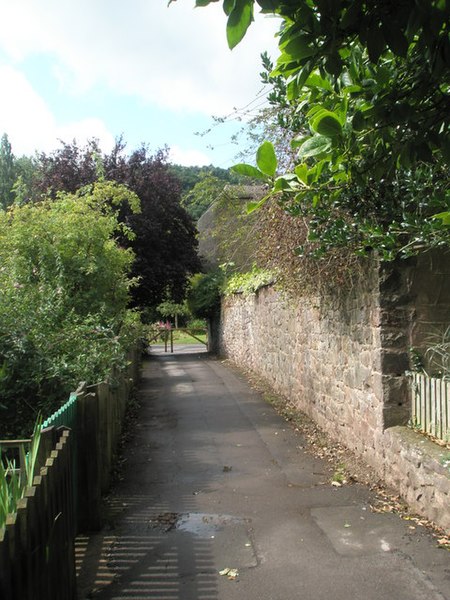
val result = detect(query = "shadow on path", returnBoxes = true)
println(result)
[76,352,450,600]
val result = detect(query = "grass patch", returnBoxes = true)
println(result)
[150,331,207,345]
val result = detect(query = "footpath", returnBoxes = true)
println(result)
[76,348,449,600]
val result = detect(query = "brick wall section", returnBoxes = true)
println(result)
[218,256,450,531]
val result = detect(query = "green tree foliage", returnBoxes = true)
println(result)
[34,140,201,308]
[194,0,450,260]
[186,271,225,319]
[197,184,264,269]
[157,298,191,328]
[0,134,16,209]
[169,164,238,195]
[14,155,38,201]
[0,182,141,437]
[169,164,244,219]
[181,173,228,220]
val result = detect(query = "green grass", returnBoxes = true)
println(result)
[0,416,42,528]
[150,331,207,346]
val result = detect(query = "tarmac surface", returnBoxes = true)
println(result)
[76,348,450,600]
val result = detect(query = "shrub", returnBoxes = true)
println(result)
[186,271,225,319]
[0,182,142,437]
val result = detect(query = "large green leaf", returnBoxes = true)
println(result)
[432,211,450,225]
[223,0,236,15]
[306,72,333,91]
[366,26,386,63]
[273,174,299,191]
[297,136,332,159]
[226,0,253,49]
[246,195,270,214]
[195,0,220,6]
[294,164,308,184]
[231,163,267,180]
[282,34,315,60]
[256,141,277,177]
[256,0,278,10]
[310,110,343,137]
[352,111,366,131]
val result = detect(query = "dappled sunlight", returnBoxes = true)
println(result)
[76,493,219,599]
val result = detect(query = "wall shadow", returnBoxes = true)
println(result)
[75,353,247,599]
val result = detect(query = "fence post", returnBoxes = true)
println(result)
[37,427,56,471]
[0,525,13,600]
[76,391,102,531]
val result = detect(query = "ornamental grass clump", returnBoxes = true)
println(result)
[0,416,42,529]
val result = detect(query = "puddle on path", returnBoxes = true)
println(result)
[176,513,246,537]
[149,512,258,568]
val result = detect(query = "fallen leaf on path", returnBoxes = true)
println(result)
[219,567,239,579]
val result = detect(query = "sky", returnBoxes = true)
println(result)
[0,0,280,168]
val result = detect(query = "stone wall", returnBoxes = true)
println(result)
[218,255,450,531]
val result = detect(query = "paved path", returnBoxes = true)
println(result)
[77,350,449,600]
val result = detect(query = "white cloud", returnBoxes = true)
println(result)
[168,145,213,167]
[0,0,280,116]
[0,65,114,155]
[56,118,115,153]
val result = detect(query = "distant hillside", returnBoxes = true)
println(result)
[197,185,267,271]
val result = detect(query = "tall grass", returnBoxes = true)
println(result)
[425,325,450,380]
[0,416,42,529]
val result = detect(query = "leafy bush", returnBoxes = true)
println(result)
[223,267,275,296]
[186,318,207,333]
[0,182,142,437]
[186,271,225,319]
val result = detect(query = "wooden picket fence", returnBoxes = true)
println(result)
[0,428,76,600]
[0,345,141,599]
[409,371,450,442]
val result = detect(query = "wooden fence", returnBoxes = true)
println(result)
[0,428,76,600]
[408,371,450,442]
[77,376,133,530]
[0,345,141,599]
[41,346,140,531]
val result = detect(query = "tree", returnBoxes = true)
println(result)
[35,138,101,197]
[169,164,242,197]
[195,0,449,174]
[186,270,225,319]
[181,172,228,219]
[157,298,190,328]
[0,133,16,209]
[104,144,202,307]
[0,181,141,437]
[12,155,38,205]
[193,1,450,260]
[33,139,201,308]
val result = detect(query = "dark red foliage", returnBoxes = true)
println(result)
[34,139,201,309]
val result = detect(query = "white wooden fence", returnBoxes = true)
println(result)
[408,372,450,442]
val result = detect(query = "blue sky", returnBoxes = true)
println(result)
[0,0,279,167]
